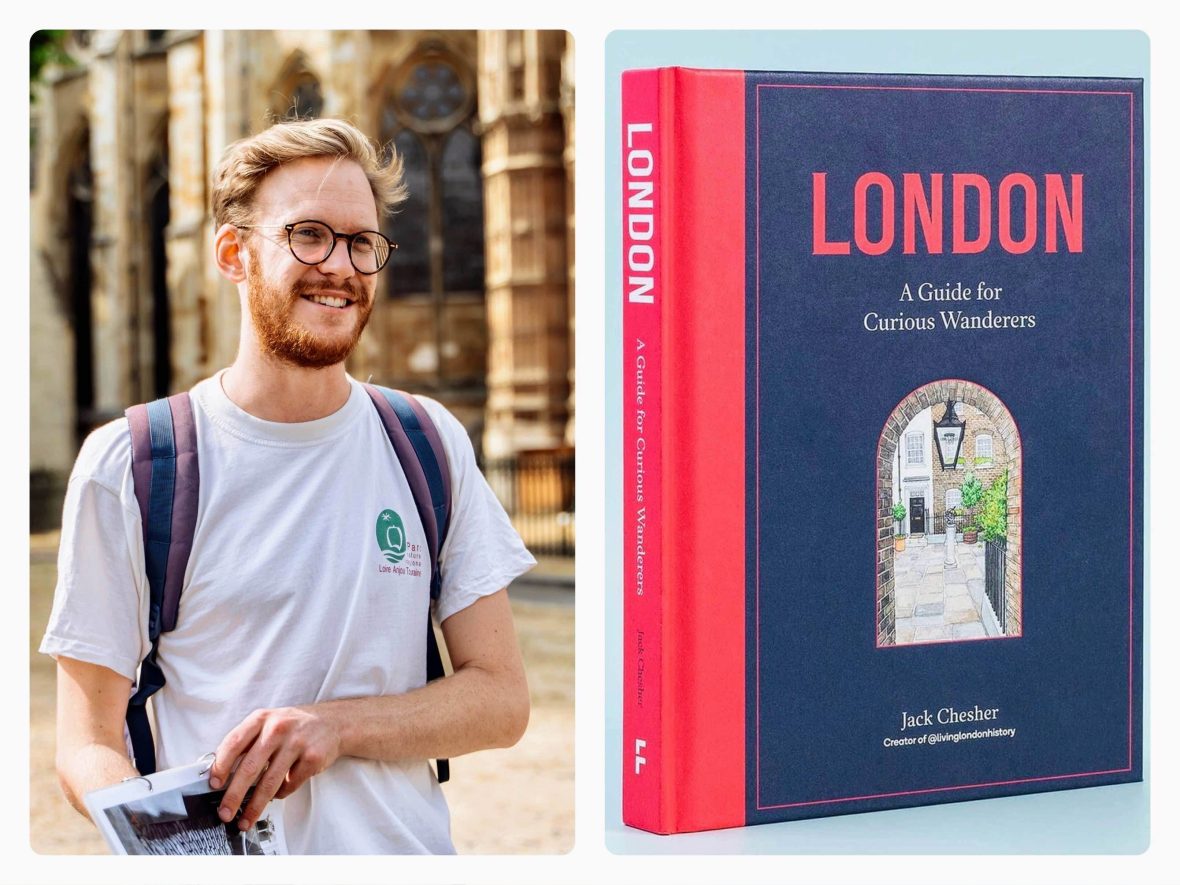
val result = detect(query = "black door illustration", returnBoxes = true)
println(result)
[909,497,926,535]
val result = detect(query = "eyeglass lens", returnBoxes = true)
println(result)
[287,221,391,274]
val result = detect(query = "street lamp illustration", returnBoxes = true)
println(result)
[934,399,965,471]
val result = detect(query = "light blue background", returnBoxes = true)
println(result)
[605,30,1150,855]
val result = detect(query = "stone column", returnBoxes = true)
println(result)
[29,73,79,525]
[325,30,369,121]
[203,30,250,371]
[29,69,83,479]
[166,34,212,389]
[560,34,575,448]
[477,30,570,458]
[87,31,135,416]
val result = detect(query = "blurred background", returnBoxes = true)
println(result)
[28,29,574,854]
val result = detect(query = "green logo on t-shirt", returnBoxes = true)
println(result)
[376,509,408,563]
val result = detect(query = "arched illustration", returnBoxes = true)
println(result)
[875,380,1022,647]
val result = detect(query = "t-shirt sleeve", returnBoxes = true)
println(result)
[417,398,537,623]
[39,420,150,682]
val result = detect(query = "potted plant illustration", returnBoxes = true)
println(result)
[960,472,984,543]
[892,501,907,552]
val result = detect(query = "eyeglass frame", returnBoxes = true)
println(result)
[235,219,398,275]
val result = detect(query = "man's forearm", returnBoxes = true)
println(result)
[211,591,529,829]
[57,740,139,819]
[55,657,140,820]
[311,657,530,763]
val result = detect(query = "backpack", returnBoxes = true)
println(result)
[123,383,452,782]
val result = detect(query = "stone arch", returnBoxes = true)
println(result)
[46,120,97,446]
[141,112,171,398]
[268,51,324,120]
[875,379,1022,646]
[45,118,92,267]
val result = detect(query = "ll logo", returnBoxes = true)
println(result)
[376,509,408,563]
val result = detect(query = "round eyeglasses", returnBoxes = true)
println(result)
[238,219,397,274]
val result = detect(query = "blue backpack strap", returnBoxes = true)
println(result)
[124,393,200,775]
[362,384,452,782]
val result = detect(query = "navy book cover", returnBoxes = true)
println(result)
[746,72,1143,822]
[621,67,1141,833]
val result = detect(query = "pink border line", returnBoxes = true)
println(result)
[752,81,1139,812]
[754,84,763,809]
[1128,92,1136,771]
[759,767,1133,811]
[759,83,1133,97]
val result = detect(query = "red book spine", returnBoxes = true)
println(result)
[622,67,666,832]
[622,68,747,834]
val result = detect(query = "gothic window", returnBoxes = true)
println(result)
[380,42,483,301]
[387,127,430,297]
[401,59,468,123]
[440,127,485,293]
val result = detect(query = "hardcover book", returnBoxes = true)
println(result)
[621,67,1144,834]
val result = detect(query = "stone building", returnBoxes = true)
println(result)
[890,400,1011,539]
[30,30,575,538]
[929,400,1011,537]
[891,406,933,537]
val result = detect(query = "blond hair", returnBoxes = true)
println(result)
[211,118,407,226]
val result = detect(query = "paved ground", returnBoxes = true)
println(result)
[29,532,573,855]
[894,536,987,644]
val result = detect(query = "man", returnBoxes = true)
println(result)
[40,118,536,854]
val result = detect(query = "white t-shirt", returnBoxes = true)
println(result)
[40,372,536,854]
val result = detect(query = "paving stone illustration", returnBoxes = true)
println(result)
[944,606,983,625]
[891,540,1005,645]
[905,614,948,629]
[952,622,987,639]
[914,625,952,641]
[945,594,977,613]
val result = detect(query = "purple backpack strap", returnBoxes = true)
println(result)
[362,383,453,783]
[126,392,200,634]
[399,394,452,529]
[361,384,452,594]
[123,392,199,774]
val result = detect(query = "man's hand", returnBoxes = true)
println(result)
[209,706,342,830]
[207,589,528,829]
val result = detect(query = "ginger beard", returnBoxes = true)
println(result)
[245,242,373,369]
